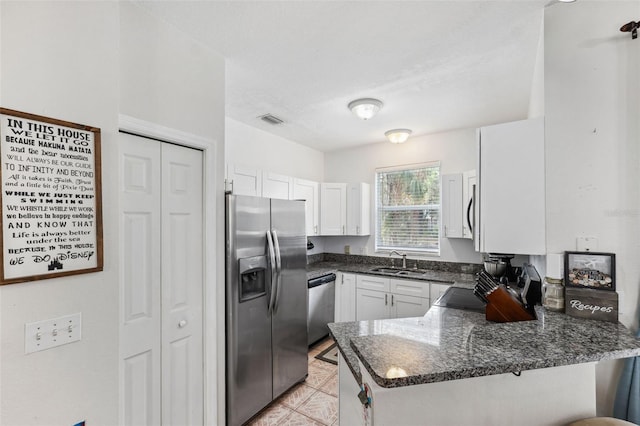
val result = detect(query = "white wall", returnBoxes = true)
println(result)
[119,3,226,424]
[544,0,640,416]
[528,12,545,119]
[0,2,226,425]
[226,117,324,182]
[0,2,120,424]
[323,128,483,264]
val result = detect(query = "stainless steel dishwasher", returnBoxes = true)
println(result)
[307,273,336,345]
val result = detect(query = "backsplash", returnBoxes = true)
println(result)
[307,253,482,275]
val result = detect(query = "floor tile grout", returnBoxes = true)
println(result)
[249,336,338,426]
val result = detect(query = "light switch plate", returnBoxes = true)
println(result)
[25,312,81,354]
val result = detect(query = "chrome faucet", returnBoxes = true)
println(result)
[389,250,407,269]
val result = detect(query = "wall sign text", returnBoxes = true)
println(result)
[0,108,103,285]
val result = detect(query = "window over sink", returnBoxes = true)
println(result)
[375,162,441,255]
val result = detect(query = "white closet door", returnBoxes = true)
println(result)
[120,133,204,425]
[121,133,162,426]
[161,143,204,425]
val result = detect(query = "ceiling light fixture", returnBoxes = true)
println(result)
[544,0,576,6]
[348,98,383,120]
[385,129,412,144]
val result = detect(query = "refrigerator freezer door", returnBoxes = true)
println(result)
[226,195,273,426]
[270,198,309,398]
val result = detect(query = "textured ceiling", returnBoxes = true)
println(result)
[135,0,552,152]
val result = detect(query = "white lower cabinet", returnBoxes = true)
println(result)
[393,294,431,318]
[356,288,391,320]
[356,360,596,426]
[429,283,451,307]
[355,275,431,321]
[335,272,356,322]
[338,353,362,426]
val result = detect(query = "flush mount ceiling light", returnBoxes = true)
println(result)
[544,0,576,6]
[348,98,383,120]
[385,129,412,144]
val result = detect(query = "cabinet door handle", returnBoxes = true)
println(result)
[356,225,359,235]
[391,295,394,306]
[342,225,345,235]
[385,294,388,305]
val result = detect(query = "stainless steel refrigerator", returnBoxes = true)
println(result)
[225,194,308,426]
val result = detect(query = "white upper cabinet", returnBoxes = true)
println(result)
[293,178,320,236]
[347,183,370,236]
[227,163,370,238]
[262,171,293,200]
[320,182,370,236]
[442,171,476,240]
[320,183,347,235]
[477,117,545,255]
[441,174,463,238]
[462,170,476,240]
[226,163,262,197]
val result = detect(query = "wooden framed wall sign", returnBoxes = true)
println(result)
[0,108,103,285]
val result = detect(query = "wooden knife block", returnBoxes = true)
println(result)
[485,286,536,323]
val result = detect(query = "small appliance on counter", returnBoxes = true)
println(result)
[517,263,543,308]
[485,253,522,284]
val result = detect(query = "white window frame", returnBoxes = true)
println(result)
[374,161,441,255]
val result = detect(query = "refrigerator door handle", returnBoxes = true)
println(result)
[266,230,277,314]
[272,229,282,312]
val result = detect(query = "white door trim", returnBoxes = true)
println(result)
[118,114,220,426]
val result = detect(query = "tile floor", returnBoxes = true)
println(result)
[248,337,338,426]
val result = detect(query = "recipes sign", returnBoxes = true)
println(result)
[0,108,103,285]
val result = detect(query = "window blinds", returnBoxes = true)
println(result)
[375,163,440,253]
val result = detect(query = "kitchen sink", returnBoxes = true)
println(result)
[369,267,429,278]
[370,267,402,274]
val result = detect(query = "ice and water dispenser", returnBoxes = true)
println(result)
[238,255,268,302]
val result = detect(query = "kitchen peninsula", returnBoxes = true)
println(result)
[328,293,640,426]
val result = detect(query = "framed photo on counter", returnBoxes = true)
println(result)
[564,251,615,291]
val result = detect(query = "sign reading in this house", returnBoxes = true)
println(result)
[0,108,103,285]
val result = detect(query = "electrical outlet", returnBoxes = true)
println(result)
[576,236,598,252]
[25,313,81,354]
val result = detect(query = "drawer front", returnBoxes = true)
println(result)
[390,278,430,298]
[356,274,390,292]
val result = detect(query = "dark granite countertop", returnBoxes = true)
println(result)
[329,305,640,389]
[307,260,477,286]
